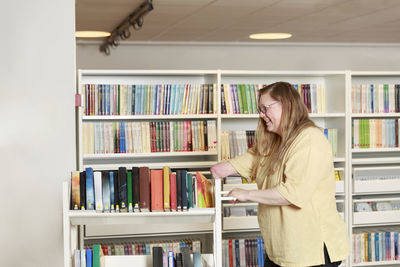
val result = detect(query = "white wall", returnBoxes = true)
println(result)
[77,41,400,71]
[0,1,76,266]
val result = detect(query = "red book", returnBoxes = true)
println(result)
[187,121,192,151]
[150,122,156,152]
[170,173,177,211]
[183,121,188,151]
[150,170,164,212]
[139,167,150,212]
[229,239,233,267]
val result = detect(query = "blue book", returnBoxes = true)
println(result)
[86,249,92,267]
[163,85,168,115]
[167,84,172,115]
[370,84,374,113]
[193,252,202,267]
[145,244,150,255]
[143,85,147,115]
[152,85,158,115]
[85,167,95,210]
[375,232,379,261]
[235,239,240,267]
[178,85,184,114]
[181,170,188,210]
[187,173,193,208]
[368,233,372,262]
[157,84,162,115]
[395,232,399,260]
[130,84,136,115]
[134,84,139,115]
[109,171,115,210]
[171,85,177,115]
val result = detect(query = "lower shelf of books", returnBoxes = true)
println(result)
[74,253,214,267]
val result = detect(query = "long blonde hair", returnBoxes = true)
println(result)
[250,82,316,179]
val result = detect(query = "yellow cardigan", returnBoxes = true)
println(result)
[229,127,350,267]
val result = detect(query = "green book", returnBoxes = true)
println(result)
[187,173,193,208]
[366,119,370,148]
[237,84,244,114]
[174,121,178,152]
[93,244,102,267]
[156,121,161,152]
[244,84,252,114]
[249,84,257,114]
[127,171,133,211]
[384,84,389,112]
[242,84,249,114]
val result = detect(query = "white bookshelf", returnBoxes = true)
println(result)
[67,69,400,267]
[350,72,400,266]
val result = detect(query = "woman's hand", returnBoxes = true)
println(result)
[228,188,250,203]
[210,161,238,179]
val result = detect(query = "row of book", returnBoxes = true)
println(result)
[354,201,400,212]
[70,167,214,212]
[222,238,265,267]
[221,83,327,114]
[352,84,400,113]
[335,170,344,181]
[323,128,338,157]
[352,119,400,148]
[74,245,204,267]
[82,120,217,154]
[82,84,217,116]
[353,230,400,263]
[220,130,255,160]
[220,128,338,161]
[85,240,201,256]
[224,205,258,217]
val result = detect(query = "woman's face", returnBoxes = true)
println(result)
[258,92,283,136]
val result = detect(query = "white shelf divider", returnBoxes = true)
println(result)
[83,114,218,121]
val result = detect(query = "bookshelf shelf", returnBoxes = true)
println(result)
[83,151,218,160]
[68,209,216,226]
[83,114,218,121]
[352,148,400,153]
[353,260,400,266]
[352,157,400,165]
[220,113,346,119]
[352,113,400,118]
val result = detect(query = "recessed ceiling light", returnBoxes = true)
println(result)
[75,31,111,38]
[249,33,292,40]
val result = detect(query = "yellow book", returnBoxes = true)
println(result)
[163,166,171,211]
[223,84,231,114]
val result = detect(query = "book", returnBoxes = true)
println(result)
[79,171,86,210]
[163,167,171,211]
[170,173,177,211]
[196,172,213,208]
[151,169,164,212]
[127,171,133,212]
[153,247,164,267]
[85,167,95,210]
[139,167,150,212]
[102,171,111,212]
[181,170,188,211]
[181,246,192,267]
[71,171,80,210]
[118,167,128,212]
[93,171,103,211]
[132,167,140,211]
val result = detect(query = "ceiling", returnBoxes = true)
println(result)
[76,0,400,43]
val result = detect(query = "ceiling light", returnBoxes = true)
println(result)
[249,33,292,40]
[76,31,111,38]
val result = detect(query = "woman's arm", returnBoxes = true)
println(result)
[210,161,238,179]
[228,187,290,206]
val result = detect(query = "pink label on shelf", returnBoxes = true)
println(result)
[75,94,82,107]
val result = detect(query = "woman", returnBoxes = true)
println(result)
[211,82,350,267]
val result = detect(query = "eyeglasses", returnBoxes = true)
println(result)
[258,101,279,115]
